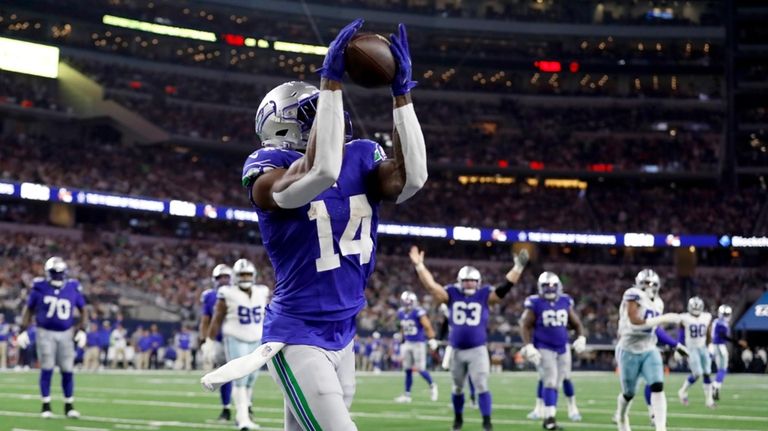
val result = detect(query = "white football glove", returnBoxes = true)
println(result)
[16,331,30,349]
[200,338,216,363]
[513,249,529,273]
[428,338,439,351]
[520,343,541,366]
[572,335,587,354]
[674,343,689,358]
[74,330,87,349]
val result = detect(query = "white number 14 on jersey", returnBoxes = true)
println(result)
[309,194,373,272]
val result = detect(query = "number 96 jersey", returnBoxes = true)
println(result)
[524,294,574,354]
[217,285,270,343]
[445,284,491,350]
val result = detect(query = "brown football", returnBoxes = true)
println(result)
[344,33,396,88]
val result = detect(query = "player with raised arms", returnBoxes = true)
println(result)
[409,245,529,431]
[202,19,427,431]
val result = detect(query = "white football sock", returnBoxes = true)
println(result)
[232,386,249,426]
[650,391,668,431]
[617,393,632,420]
[536,397,544,415]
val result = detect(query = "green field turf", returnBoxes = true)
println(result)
[0,370,767,431]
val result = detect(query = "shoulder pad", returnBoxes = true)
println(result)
[241,147,301,187]
[623,287,643,301]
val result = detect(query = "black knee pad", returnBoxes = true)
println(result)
[623,394,634,401]
[650,382,664,392]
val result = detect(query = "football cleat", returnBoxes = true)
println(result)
[430,383,439,402]
[527,409,542,420]
[237,419,260,430]
[542,417,562,430]
[677,388,689,406]
[452,414,463,431]
[482,416,493,431]
[568,408,582,422]
[65,403,80,419]
[394,394,412,403]
[616,414,632,431]
[218,407,231,421]
[41,402,53,419]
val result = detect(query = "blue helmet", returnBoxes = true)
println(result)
[537,271,562,301]
[44,256,67,288]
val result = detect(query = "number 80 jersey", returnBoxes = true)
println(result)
[446,284,491,350]
[242,140,386,349]
[218,284,270,343]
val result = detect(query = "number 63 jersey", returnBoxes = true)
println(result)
[242,139,387,350]
[217,284,270,343]
[445,284,491,350]
[524,294,574,354]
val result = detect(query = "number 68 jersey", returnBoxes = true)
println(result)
[217,284,270,343]
[445,284,491,350]
[524,294,574,354]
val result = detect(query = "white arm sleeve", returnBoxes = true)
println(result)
[272,89,344,209]
[633,313,682,330]
[393,103,427,204]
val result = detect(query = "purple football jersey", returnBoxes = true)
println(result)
[711,318,730,345]
[200,288,223,341]
[445,284,491,349]
[397,307,427,342]
[242,140,387,350]
[27,278,86,331]
[525,294,573,354]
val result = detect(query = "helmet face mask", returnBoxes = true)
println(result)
[635,269,661,300]
[457,266,481,296]
[255,81,352,151]
[232,259,256,291]
[718,304,732,321]
[537,271,562,301]
[687,296,705,316]
[44,256,67,288]
[400,291,417,310]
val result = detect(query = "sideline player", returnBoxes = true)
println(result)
[199,264,234,421]
[214,19,427,431]
[206,259,269,431]
[614,269,683,431]
[394,291,439,403]
[18,257,87,418]
[519,271,587,430]
[410,245,529,431]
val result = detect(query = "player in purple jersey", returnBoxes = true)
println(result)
[17,257,87,419]
[202,19,427,431]
[394,291,439,403]
[520,272,586,430]
[709,304,746,401]
[410,246,529,431]
[199,264,234,422]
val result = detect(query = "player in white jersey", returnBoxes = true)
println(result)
[676,296,715,408]
[614,269,683,431]
[206,259,270,431]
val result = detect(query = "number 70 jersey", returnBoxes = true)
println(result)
[218,284,270,343]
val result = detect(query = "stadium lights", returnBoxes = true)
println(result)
[0,37,59,78]
[273,40,328,56]
[102,15,217,42]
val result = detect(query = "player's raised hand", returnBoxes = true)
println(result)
[513,248,529,272]
[389,23,417,96]
[409,245,424,266]
[318,18,364,82]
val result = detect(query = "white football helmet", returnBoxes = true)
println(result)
[687,296,705,316]
[717,304,732,321]
[457,266,481,296]
[44,256,67,287]
[537,271,563,301]
[635,269,661,300]
[400,291,418,309]
[232,259,256,291]
[211,264,233,287]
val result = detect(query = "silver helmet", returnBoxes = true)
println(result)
[232,259,256,291]
[44,256,67,287]
[635,269,661,300]
[254,81,353,151]
[717,304,732,321]
[400,291,418,309]
[537,271,563,301]
[457,266,481,296]
[687,296,705,316]
[211,264,233,287]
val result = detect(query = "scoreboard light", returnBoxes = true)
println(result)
[534,60,580,73]
[0,37,59,78]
